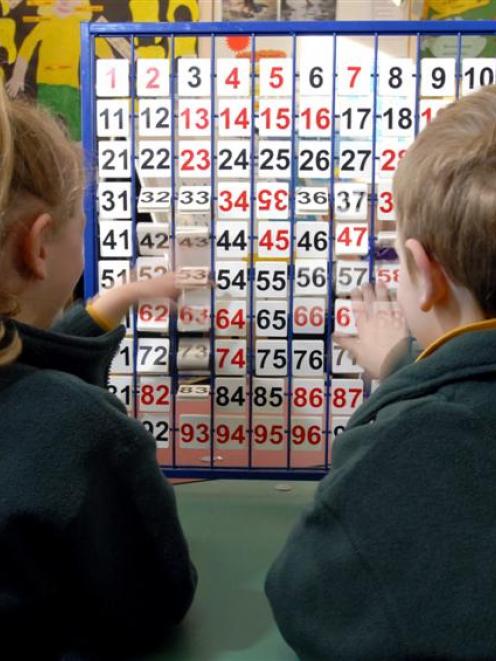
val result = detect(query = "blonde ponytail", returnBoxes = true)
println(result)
[0,83,19,366]
[0,82,83,367]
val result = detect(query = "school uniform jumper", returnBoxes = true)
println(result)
[266,323,496,660]
[0,305,197,660]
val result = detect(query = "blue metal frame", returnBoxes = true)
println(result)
[81,20,496,482]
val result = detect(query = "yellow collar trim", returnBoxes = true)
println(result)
[416,318,496,362]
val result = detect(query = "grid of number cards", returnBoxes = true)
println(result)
[83,22,496,476]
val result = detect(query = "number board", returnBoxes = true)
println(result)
[82,20,489,479]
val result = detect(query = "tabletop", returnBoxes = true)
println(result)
[147,479,318,661]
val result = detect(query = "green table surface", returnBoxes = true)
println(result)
[148,479,318,661]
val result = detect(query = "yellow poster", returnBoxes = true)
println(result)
[426,0,490,19]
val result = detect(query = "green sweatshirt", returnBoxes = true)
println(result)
[266,326,496,660]
[0,306,196,660]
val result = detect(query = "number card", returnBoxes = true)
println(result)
[336,61,372,96]
[138,141,171,178]
[421,58,456,98]
[331,416,349,441]
[258,222,290,258]
[255,340,287,377]
[215,377,247,411]
[179,141,211,178]
[334,183,369,221]
[255,262,288,299]
[137,338,170,374]
[218,183,250,220]
[137,59,169,97]
[217,140,251,179]
[291,378,325,416]
[419,99,449,132]
[107,375,133,411]
[375,262,400,291]
[293,298,326,335]
[111,337,133,374]
[339,141,373,181]
[179,415,210,449]
[216,262,248,298]
[298,141,332,179]
[252,378,285,414]
[176,226,210,250]
[136,256,168,280]
[98,260,130,290]
[99,221,132,258]
[217,58,250,97]
[178,290,211,333]
[299,36,333,96]
[291,417,324,451]
[331,342,363,374]
[377,141,407,181]
[334,260,369,295]
[98,140,130,179]
[138,188,171,212]
[137,223,169,255]
[177,339,210,372]
[334,298,357,335]
[97,99,130,138]
[215,417,247,450]
[294,260,328,296]
[295,187,329,215]
[259,58,293,97]
[376,183,396,222]
[141,413,170,449]
[298,97,332,138]
[215,340,247,375]
[178,186,211,213]
[258,141,292,179]
[292,340,324,376]
[178,99,211,137]
[330,378,364,415]
[177,385,211,400]
[178,58,211,97]
[256,183,290,219]
[296,222,329,258]
[139,99,172,137]
[255,300,288,338]
[138,376,171,412]
[257,99,292,138]
[216,221,249,259]
[337,99,373,138]
[218,99,251,138]
[98,182,131,219]
[215,300,247,337]
[378,58,415,97]
[335,223,369,256]
[379,101,415,139]
[462,58,496,95]
[137,299,170,333]
[253,417,285,451]
[96,59,129,97]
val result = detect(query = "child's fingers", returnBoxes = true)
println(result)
[333,334,359,358]
[375,281,390,302]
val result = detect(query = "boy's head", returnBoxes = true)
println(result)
[0,83,84,347]
[393,85,496,346]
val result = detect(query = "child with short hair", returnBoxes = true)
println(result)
[0,85,197,659]
[266,85,496,660]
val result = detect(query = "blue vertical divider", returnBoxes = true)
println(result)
[81,20,496,480]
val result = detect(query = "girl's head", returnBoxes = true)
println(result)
[0,84,84,365]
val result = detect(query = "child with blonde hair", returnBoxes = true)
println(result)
[0,84,197,659]
[267,85,496,660]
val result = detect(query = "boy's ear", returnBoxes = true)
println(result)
[404,238,448,312]
[18,213,53,280]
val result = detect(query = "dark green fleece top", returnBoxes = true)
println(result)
[266,326,496,660]
[0,306,196,660]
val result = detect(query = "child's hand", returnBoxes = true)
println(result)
[334,282,409,380]
[88,270,210,330]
